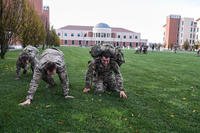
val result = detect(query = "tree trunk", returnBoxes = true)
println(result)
[0,44,6,59]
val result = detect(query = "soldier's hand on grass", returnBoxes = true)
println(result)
[120,91,127,99]
[64,95,74,99]
[19,99,31,106]
[83,88,90,93]
[15,77,20,80]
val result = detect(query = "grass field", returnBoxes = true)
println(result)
[0,47,200,132]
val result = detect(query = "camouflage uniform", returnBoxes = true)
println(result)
[85,58,124,93]
[26,48,70,100]
[16,46,39,78]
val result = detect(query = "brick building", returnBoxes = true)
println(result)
[163,15,199,49]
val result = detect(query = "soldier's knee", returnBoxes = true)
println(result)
[94,89,104,94]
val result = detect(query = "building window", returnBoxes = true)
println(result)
[191,28,193,32]
[194,28,196,32]
[79,40,82,45]
[77,33,80,37]
[71,33,74,37]
[189,40,191,44]
[197,28,199,32]
[181,27,183,31]
[117,42,119,46]
[101,33,104,38]
[190,34,192,38]
[135,36,138,39]
[118,35,120,38]
[191,21,193,26]
[58,33,61,36]
[136,42,138,47]
[104,33,106,38]
[64,33,67,36]
[129,36,132,39]
[124,35,126,39]
[129,42,132,47]
[182,21,184,25]
[181,33,183,37]
[86,41,88,45]
[64,40,67,45]
[72,40,74,45]
[107,33,110,37]
[123,42,126,47]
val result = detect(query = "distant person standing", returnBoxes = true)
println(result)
[197,48,200,56]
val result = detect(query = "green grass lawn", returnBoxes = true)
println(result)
[0,47,200,132]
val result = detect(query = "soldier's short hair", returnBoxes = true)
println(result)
[45,62,56,72]
[101,50,111,58]
[20,55,29,63]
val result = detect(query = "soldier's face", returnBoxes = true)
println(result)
[101,56,110,66]
[23,59,29,64]
[47,69,56,76]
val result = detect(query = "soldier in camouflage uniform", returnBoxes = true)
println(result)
[16,46,39,80]
[19,48,74,106]
[83,50,127,98]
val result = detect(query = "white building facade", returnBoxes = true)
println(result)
[163,15,200,48]
[56,23,147,48]
[178,18,197,46]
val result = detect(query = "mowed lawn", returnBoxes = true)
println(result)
[0,46,200,132]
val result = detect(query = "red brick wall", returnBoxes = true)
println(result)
[28,0,43,15]
[165,17,180,49]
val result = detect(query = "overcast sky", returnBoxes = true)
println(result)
[43,0,200,43]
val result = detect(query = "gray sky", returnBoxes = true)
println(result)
[43,0,200,43]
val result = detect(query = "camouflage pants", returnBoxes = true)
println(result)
[42,75,56,87]
[16,64,28,78]
[94,76,120,93]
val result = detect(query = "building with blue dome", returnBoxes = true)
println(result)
[56,23,147,48]
[94,23,111,28]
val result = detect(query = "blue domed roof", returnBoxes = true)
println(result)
[94,23,110,28]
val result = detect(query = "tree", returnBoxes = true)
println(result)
[0,0,26,59]
[0,0,46,59]
[45,26,60,48]
[20,4,46,48]
[194,41,200,50]
[183,40,190,51]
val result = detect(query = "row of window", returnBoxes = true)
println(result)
[179,33,197,39]
[93,33,110,38]
[181,21,196,26]
[117,35,138,39]
[179,27,199,32]
[58,33,87,37]
[58,32,139,39]
[180,39,195,44]
[63,40,141,47]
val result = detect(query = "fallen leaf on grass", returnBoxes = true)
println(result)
[46,105,51,108]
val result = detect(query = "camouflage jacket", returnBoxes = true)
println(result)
[16,46,39,76]
[26,48,70,100]
[85,58,124,91]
